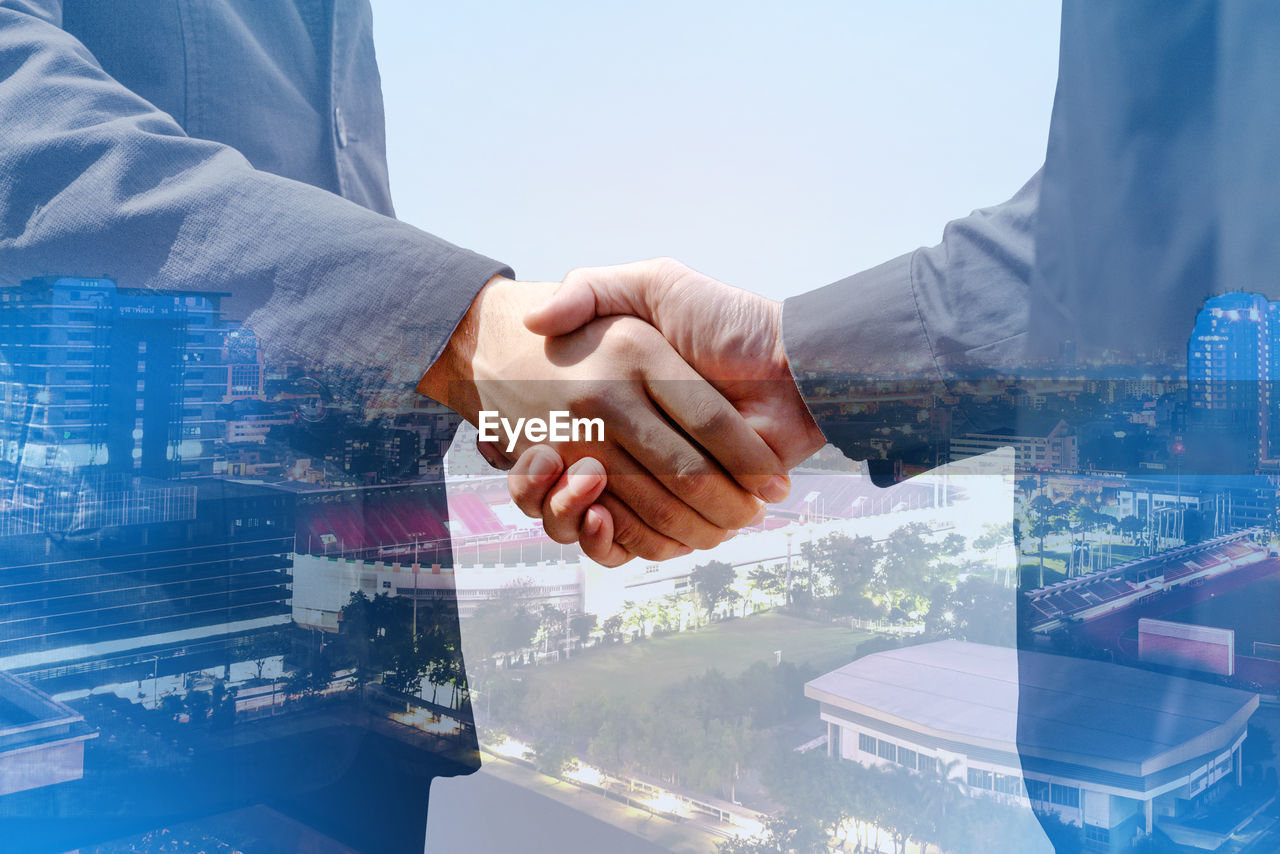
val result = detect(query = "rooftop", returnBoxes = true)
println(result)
[806,640,1257,777]
[0,671,95,754]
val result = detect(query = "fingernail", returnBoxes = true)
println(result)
[568,473,603,498]
[761,475,790,503]
[528,452,559,482]
[584,510,603,537]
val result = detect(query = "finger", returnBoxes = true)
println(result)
[507,445,565,518]
[596,491,692,563]
[477,436,515,471]
[540,458,607,544]
[580,504,631,566]
[647,377,791,505]
[600,450,731,551]
[609,376,766,531]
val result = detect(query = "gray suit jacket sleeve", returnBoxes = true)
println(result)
[780,172,1039,464]
[0,1,511,383]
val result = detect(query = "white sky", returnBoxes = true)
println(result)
[373,1,1061,302]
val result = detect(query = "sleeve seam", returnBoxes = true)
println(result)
[904,249,946,385]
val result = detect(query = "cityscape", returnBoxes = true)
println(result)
[3,277,1280,853]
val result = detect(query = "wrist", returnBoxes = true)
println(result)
[417,274,512,414]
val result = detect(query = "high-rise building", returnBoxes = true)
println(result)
[0,277,289,678]
[0,478,294,677]
[0,276,227,494]
[1186,293,1273,469]
[223,323,264,401]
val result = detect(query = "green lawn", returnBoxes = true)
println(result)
[519,612,870,705]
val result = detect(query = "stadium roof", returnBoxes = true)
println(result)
[806,640,1257,778]
[0,671,95,754]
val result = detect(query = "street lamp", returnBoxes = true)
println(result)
[784,531,794,607]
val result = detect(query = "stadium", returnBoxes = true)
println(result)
[807,640,1261,852]
[288,469,958,629]
[1026,530,1280,689]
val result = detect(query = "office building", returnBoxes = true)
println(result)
[807,640,1258,852]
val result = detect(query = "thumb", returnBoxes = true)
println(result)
[523,277,599,336]
[524,262,661,336]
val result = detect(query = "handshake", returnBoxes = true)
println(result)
[417,258,827,567]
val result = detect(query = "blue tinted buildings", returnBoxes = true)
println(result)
[1187,293,1274,469]
[0,277,291,677]
[0,276,227,495]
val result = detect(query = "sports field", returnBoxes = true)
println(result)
[518,611,871,705]
[1161,570,1280,654]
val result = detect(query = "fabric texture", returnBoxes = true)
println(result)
[0,0,511,381]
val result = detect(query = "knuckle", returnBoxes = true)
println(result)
[652,256,682,274]
[507,481,541,519]
[685,392,733,437]
[646,500,685,538]
[685,525,727,552]
[671,461,716,505]
[609,513,645,551]
[726,499,763,530]
[512,494,542,520]
[605,320,649,356]
[544,523,577,546]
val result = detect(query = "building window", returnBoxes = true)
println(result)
[897,747,917,770]
[877,740,896,762]
[1025,780,1050,802]
[1050,784,1080,808]
[967,768,993,790]
[916,755,938,776]
[994,774,1025,797]
[858,733,876,755]
[1083,825,1109,850]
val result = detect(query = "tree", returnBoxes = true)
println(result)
[463,584,540,667]
[159,692,185,721]
[570,612,597,646]
[948,577,1016,646]
[239,629,283,682]
[535,603,567,653]
[747,564,787,608]
[185,689,212,722]
[1244,722,1275,774]
[1016,475,1040,497]
[1119,513,1145,545]
[805,533,880,613]
[531,738,573,778]
[875,523,957,611]
[691,560,736,621]
[1027,495,1067,587]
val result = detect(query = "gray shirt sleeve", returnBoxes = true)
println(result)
[0,2,510,385]
[781,172,1039,466]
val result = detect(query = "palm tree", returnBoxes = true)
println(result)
[1027,495,1055,587]
[747,564,786,609]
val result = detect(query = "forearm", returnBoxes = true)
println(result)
[0,5,509,381]
[782,172,1040,472]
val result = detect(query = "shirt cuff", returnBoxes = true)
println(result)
[781,250,941,441]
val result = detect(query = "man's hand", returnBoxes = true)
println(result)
[418,275,786,565]
[525,258,824,468]
[511,259,826,563]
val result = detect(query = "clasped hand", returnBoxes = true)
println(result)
[419,261,825,566]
